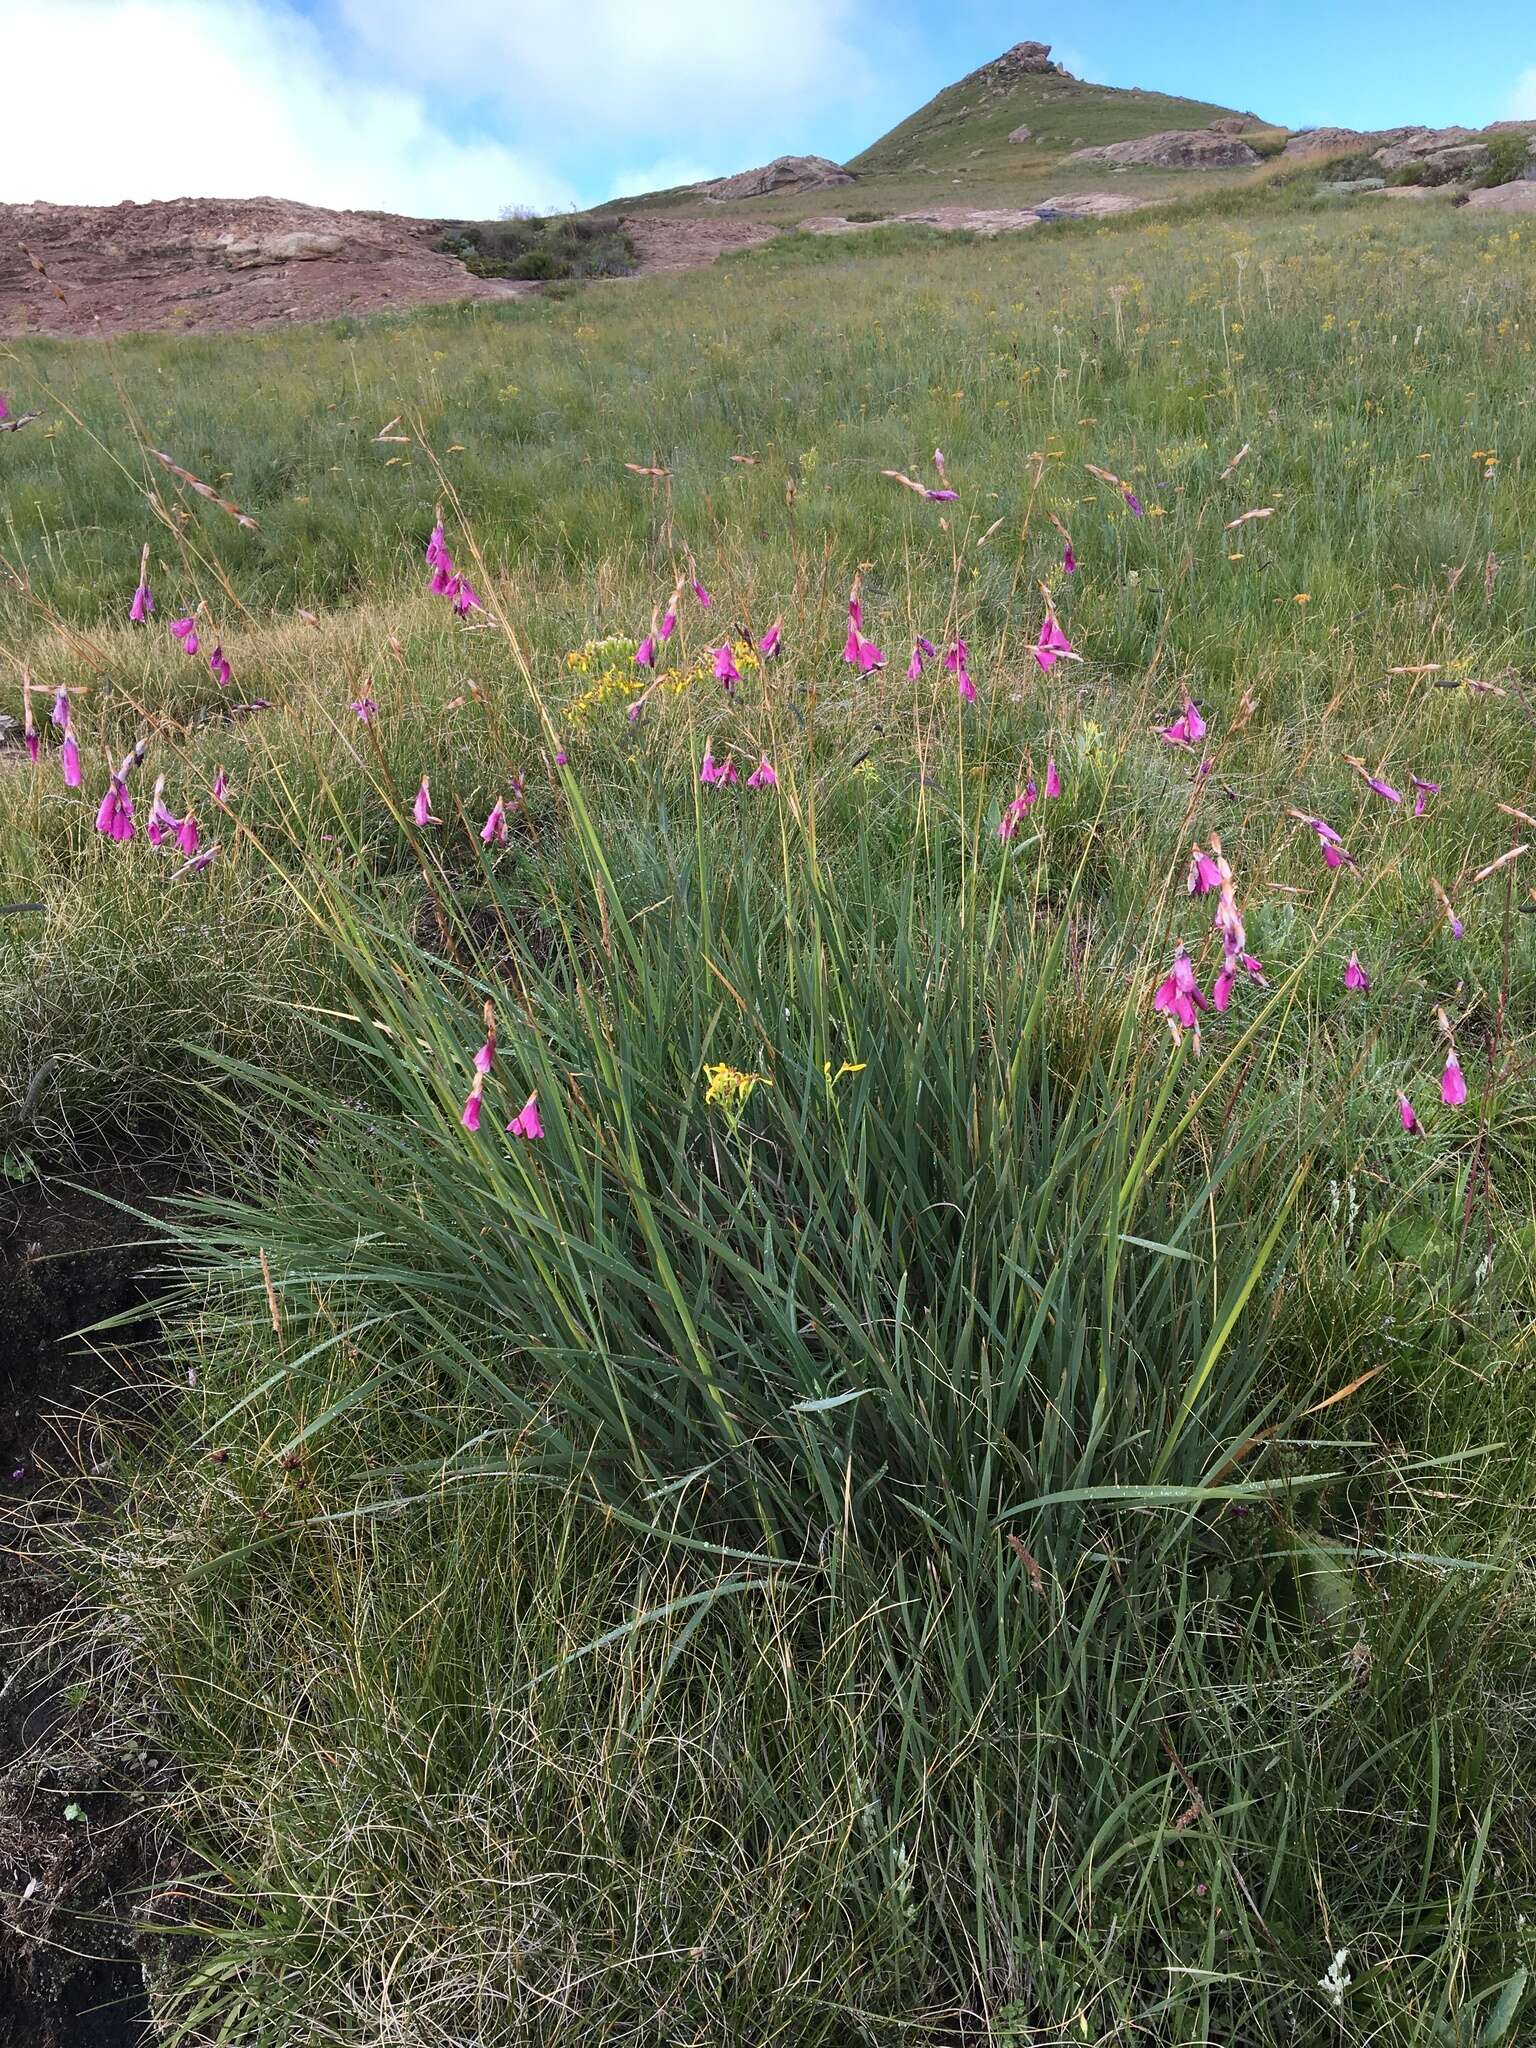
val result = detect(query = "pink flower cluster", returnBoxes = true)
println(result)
[997,758,1063,839]
[80,736,217,876]
[425,520,482,618]
[458,1006,544,1141]
[700,746,776,790]
[1157,833,1266,1049]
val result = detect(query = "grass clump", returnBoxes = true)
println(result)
[77,787,1536,2041]
[2,184,1536,2044]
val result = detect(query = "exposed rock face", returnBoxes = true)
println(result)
[1281,127,1369,157]
[1208,117,1251,135]
[1067,129,1262,169]
[0,194,778,335]
[698,155,854,201]
[1008,125,1033,144]
[801,191,1153,238]
[996,40,1055,73]
[215,230,345,268]
[1285,119,1536,180]
[0,196,526,334]
[1465,180,1536,212]
[1412,144,1492,184]
[955,39,1066,96]
[1372,126,1478,171]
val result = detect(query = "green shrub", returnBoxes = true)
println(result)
[1473,133,1535,189]
[434,212,637,281]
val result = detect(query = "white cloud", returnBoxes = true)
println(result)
[0,0,576,215]
[604,157,723,202]
[336,0,882,164]
[0,0,904,216]
[1508,68,1536,117]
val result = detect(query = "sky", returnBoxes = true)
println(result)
[2,0,1534,217]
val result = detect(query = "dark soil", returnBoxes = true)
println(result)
[1,1164,181,2047]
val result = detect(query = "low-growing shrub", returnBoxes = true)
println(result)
[1473,133,1535,189]
[435,212,637,281]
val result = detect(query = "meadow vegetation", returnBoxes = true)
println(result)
[2,190,1535,2043]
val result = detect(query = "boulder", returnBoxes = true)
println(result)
[1281,126,1370,158]
[1413,143,1491,184]
[214,230,345,268]
[997,40,1054,74]
[1037,190,1154,218]
[1465,180,1536,212]
[1372,126,1477,170]
[698,155,854,201]
[1007,125,1033,144]
[1208,117,1250,135]
[1066,129,1262,169]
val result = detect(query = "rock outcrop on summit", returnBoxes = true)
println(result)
[993,40,1058,75]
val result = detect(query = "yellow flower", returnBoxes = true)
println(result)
[703,1063,771,1115]
[823,1061,867,1083]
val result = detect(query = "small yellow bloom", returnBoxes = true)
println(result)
[1294,593,1311,604]
[823,1061,867,1083]
[703,1063,771,1114]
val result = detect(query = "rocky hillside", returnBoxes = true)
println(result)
[0,197,530,337]
[847,41,1285,181]
[7,42,1536,340]
[0,197,776,337]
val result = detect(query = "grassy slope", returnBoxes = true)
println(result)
[2,188,1535,2043]
[612,60,1286,224]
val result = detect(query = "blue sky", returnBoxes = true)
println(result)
[879,4,1536,142]
[2,1,1533,216]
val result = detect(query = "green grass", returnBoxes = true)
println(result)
[3,190,1536,2043]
